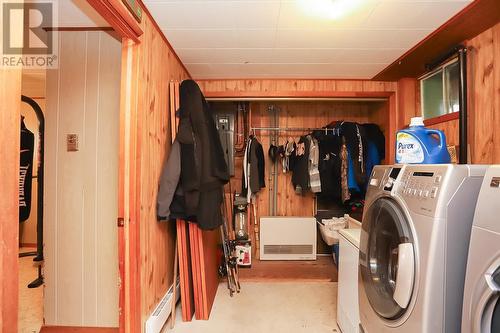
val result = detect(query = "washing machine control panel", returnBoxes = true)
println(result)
[398,167,446,216]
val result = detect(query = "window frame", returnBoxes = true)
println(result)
[419,57,460,123]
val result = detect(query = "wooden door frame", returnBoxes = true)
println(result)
[0,68,23,333]
[84,2,144,332]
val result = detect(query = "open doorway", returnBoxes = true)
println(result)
[17,1,122,331]
[209,98,389,281]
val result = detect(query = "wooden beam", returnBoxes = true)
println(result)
[202,90,394,99]
[0,68,22,333]
[423,112,460,127]
[374,0,500,81]
[86,0,143,42]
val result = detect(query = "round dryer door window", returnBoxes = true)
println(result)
[360,197,415,320]
[477,267,500,333]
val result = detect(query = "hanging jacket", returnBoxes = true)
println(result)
[313,131,341,200]
[242,136,265,202]
[157,79,229,230]
[291,135,310,195]
[157,140,181,220]
[341,122,367,187]
[363,123,385,161]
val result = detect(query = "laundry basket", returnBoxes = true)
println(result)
[318,217,347,246]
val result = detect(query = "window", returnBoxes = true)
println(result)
[420,59,460,120]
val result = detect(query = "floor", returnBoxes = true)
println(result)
[238,256,338,282]
[166,282,339,333]
[18,247,44,333]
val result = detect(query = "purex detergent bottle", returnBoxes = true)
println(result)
[395,117,451,164]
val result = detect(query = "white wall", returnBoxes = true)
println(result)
[44,31,121,327]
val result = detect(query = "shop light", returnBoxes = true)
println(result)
[297,0,365,20]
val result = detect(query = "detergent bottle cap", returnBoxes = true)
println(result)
[410,117,425,127]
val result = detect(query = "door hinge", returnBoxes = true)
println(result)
[117,217,125,227]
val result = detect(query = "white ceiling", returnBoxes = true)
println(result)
[143,0,473,79]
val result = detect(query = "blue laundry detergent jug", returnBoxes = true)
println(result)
[395,117,451,164]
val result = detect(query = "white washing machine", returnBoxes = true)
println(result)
[462,165,500,333]
[358,164,487,333]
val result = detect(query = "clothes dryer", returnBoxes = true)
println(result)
[359,164,487,333]
[462,165,500,333]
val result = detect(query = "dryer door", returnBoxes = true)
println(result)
[474,267,500,333]
[360,197,415,320]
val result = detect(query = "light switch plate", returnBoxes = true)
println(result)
[67,134,79,152]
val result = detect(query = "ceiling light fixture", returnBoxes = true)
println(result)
[297,0,364,20]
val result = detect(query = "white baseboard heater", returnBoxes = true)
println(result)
[260,217,317,260]
[145,277,180,333]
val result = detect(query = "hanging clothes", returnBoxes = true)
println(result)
[313,131,342,199]
[308,135,321,193]
[340,122,368,187]
[19,118,34,222]
[291,135,310,195]
[242,136,265,203]
[157,80,229,230]
[340,138,350,203]
[363,123,385,161]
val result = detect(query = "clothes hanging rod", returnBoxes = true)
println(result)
[250,126,338,132]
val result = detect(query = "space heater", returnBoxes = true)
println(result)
[259,217,317,260]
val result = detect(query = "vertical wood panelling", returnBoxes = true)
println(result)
[0,68,22,333]
[396,78,418,129]
[468,26,495,163]
[397,22,500,164]
[120,10,189,332]
[45,31,120,327]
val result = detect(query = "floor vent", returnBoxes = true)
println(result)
[145,277,180,333]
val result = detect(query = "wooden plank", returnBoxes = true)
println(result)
[86,0,143,42]
[493,23,500,163]
[176,220,194,322]
[0,68,22,333]
[423,112,460,127]
[374,0,500,80]
[396,78,418,129]
[198,228,220,319]
[197,79,397,99]
[188,222,202,320]
[467,26,495,164]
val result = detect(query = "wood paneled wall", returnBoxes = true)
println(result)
[0,68,22,333]
[397,21,500,163]
[467,22,500,163]
[198,79,398,163]
[120,9,189,333]
[198,79,397,98]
